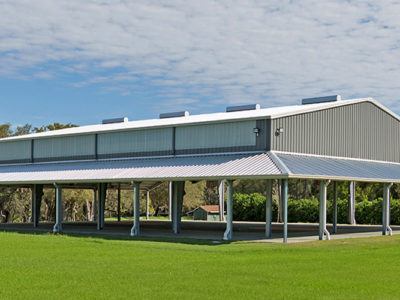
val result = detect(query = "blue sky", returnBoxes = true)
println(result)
[1,0,400,128]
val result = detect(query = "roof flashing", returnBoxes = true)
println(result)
[159,111,189,119]
[301,95,341,105]
[226,104,260,112]
[102,117,128,124]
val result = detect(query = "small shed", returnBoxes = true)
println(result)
[193,205,226,221]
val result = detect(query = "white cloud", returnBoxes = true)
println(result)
[33,71,54,80]
[0,0,400,110]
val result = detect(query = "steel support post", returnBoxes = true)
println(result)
[97,183,106,230]
[130,181,141,236]
[31,184,43,228]
[53,183,63,233]
[282,179,288,243]
[146,190,150,220]
[101,183,107,229]
[319,180,331,240]
[218,180,225,221]
[332,181,338,234]
[117,184,121,222]
[223,180,234,241]
[31,186,35,224]
[95,187,101,230]
[93,188,97,222]
[348,181,356,224]
[278,179,283,222]
[171,181,185,234]
[168,181,173,221]
[100,183,106,229]
[382,183,393,236]
[265,179,273,239]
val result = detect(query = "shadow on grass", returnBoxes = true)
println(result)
[0,227,232,246]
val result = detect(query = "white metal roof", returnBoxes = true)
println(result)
[0,152,282,184]
[275,151,400,183]
[2,97,396,142]
[1,150,400,185]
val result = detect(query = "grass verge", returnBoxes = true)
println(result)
[1,231,400,299]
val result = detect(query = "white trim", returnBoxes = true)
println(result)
[271,150,400,166]
[0,172,398,185]
[270,98,400,121]
[268,98,364,119]
[287,173,398,184]
[0,174,290,185]
[0,150,266,168]
[268,151,292,174]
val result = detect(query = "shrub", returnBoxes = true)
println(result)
[232,193,267,221]
[288,198,319,223]
[232,193,400,225]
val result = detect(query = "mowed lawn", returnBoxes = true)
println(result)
[1,231,400,299]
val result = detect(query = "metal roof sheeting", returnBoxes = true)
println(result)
[275,152,400,182]
[2,98,394,143]
[0,153,282,184]
[1,151,400,185]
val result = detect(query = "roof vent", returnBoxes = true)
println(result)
[302,95,341,105]
[159,111,189,119]
[102,117,129,124]
[226,104,260,112]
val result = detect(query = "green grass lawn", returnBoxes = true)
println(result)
[1,231,400,299]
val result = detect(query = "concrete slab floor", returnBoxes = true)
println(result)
[1,220,399,243]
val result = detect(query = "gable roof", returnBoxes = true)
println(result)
[0,150,400,184]
[0,152,282,184]
[1,97,397,142]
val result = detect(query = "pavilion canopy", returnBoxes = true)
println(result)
[0,151,399,186]
[275,152,400,183]
[0,152,281,185]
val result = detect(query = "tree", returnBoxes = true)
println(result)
[33,122,78,133]
[0,124,12,138]
[149,182,169,216]
[14,124,33,136]
[0,122,79,223]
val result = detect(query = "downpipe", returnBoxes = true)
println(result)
[387,225,393,236]
[324,228,331,240]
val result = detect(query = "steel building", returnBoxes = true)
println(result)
[0,96,399,242]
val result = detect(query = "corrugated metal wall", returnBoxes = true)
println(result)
[98,128,173,157]
[2,101,396,164]
[0,121,261,163]
[270,102,400,162]
[0,140,31,163]
[175,120,257,152]
[34,135,96,161]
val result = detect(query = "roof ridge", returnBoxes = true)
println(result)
[1,97,392,142]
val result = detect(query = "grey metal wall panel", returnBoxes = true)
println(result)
[0,140,31,162]
[271,102,400,162]
[34,135,95,160]
[98,128,173,155]
[256,119,269,150]
[175,121,257,151]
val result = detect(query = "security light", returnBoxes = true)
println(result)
[253,128,260,136]
[275,127,284,135]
